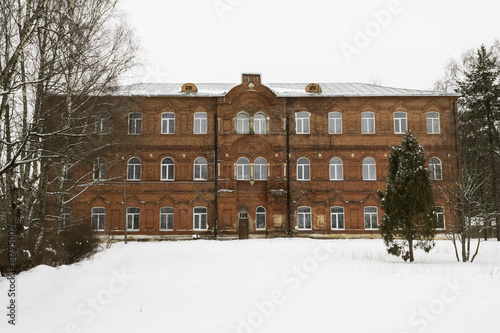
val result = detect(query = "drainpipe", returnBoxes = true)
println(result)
[214,108,219,239]
[286,104,291,236]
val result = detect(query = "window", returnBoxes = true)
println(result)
[62,207,72,228]
[194,112,207,134]
[239,211,248,219]
[127,157,141,180]
[237,158,250,180]
[427,112,440,134]
[256,207,266,229]
[435,207,445,229]
[194,207,207,230]
[127,207,140,230]
[254,158,268,181]
[194,157,207,180]
[298,207,312,230]
[64,164,73,180]
[254,113,267,134]
[161,113,175,134]
[297,157,310,181]
[160,207,174,230]
[92,207,105,230]
[93,157,107,180]
[363,157,376,180]
[237,113,250,134]
[95,113,108,134]
[429,157,442,180]
[329,158,343,180]
[364,207,378,229]
[161,158,174,181]
[128,113,142,135]
[331,207,344,230]
[394,112,407,134]
[296,112,310,134]
[361,112,375,134]
[328,112,342,134]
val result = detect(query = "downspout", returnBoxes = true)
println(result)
[286,103,291,236]
[214,104,219,239]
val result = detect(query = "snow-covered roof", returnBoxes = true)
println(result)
[115,82,459,98]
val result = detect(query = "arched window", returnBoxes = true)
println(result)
[126,207,140,230]
[256,206,266,229]
[254,157,267,180]
[362,157,376,180]
[91,207,105,230]
[296,112,310,134]
[297,157,310,181]
[93,157,107,180]
[161,112,175,134]
[161,158,174,181]
[361,112,375,134]
[127,157,141,180]
[328,112,342,134]
[194,112,207,134]
[254,113,267,134]
[329,158,343,180]
[394,112,407,134]
[128,113,142,135]
[298,206,312,229]
[237,158,250,180]
[429,157,442,180]
[237,113,250,134]
[194,157,207,180]
[160,207,174,230]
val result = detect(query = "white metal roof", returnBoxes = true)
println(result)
[116,82,459,97]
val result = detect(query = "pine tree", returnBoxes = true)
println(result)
[457,45,500,241]
[378,132,439,262]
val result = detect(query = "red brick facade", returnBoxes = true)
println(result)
[57,73,459,240]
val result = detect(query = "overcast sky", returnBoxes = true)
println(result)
[119,0,500,90]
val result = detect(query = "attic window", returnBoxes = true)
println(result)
[305,83,322,93]
[181,83,198,92]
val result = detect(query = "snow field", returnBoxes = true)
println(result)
[1,239,499,333]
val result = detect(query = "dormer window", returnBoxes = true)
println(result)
[181,83,198,92]
[305,83,322,93]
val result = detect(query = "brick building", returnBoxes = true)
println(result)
[56,73,460,240]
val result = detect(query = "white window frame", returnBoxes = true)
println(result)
[329,157,343,181]
[256,206,266,230]
[296,112,310,134]
[194,112,207,134]
[328,112,342,134]
[298,206,312,230]
[126,207,140,230]
[364,206,378,230]
[194,157,207,180]
[429,157,442,180]
[95,113,108,134]
[127,157,141,180]
[435,206,445,229]
[160,207,174,230]
[363,157,376,181]
[161,157,174,181]
[361,112,375,134]
[427,112,440,134]
[237,157,250,180]
[254,113,267,134]
[161,112,175,134]
[394,112,407,134]
[297,157,310,181]
[331,207,344,230]
[254,157,267,181]
[236,113,250,134]
[193,207,207,230]
[92,207,105,230]
[128,112,142,135]
[93,157,107,180]
[62,207,72,229]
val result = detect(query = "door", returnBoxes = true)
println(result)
[238,209,249,239]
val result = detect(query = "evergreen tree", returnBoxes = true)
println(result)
[457,45,500,241]
[378,132,438,262]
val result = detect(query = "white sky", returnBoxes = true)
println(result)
[119,0,500,90]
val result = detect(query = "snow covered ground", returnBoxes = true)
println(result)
[1,238,499,333]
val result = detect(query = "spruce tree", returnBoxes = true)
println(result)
[378,132,438,262]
